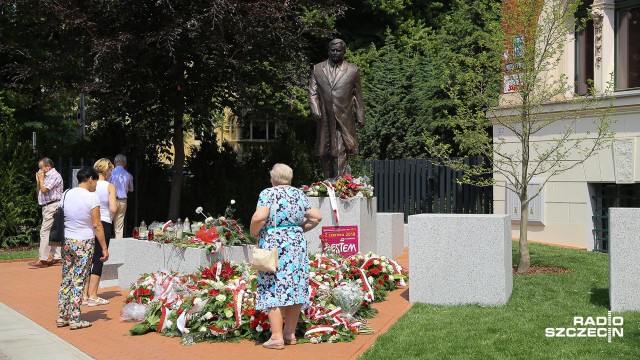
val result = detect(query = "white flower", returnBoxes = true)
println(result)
[230,199,236,205]
[368,276,374,283]
[380,256,387,261]
[199,326,207,332]
[373,260,380,265]
[310,337,320,344]
[196,206,203,214]
[204,312,213,320]
[387,265,394,273]
[256,325,263,332]
[315,275,323,281]
[166,320,173,328]
[205,217,214,224]
[216,294,226,302]
[218,216,226,221]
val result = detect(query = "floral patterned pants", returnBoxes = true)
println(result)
[57,238,94,323]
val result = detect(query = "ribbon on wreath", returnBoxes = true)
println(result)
[323,181,339,223]
[360,256,407,287]
[304,304,366,338]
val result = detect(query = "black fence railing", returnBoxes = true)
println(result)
[363,158,493,221]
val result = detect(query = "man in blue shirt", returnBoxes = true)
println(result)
[109,154,134,238]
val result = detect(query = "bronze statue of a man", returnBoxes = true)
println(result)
[309,39,365,179]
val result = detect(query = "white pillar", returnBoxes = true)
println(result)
[592,0,616,93]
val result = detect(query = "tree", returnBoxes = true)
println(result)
[2,0,346,221]
[426,0,614,272]
[0,92,38,247]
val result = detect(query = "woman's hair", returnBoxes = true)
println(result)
[270,163,293,185]
[94,158,114,176]
[76,166,99,183]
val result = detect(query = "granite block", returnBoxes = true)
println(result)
[376,213,405,258]
[305,197,377,255]
[408,214,512,306]
[100,238,255,289]
[609,208,640,311]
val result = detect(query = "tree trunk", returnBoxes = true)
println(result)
[517,200,530,272]
[168,106,185,221]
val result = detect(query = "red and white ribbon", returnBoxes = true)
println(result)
[323,181,339,223]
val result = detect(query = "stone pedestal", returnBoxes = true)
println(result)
[609,208,640,311]
[305,197,377,254]
[408,214,512,306]
[376,213,404,258]
[100,238,254,289]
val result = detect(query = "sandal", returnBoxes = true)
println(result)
[87,297,109,306]
[81,298,89,306]
[283,336,297,345]
[262,338,285,350]
[69,320,92,330]
[56,318,69,328]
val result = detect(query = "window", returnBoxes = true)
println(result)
[590,183,640,252]
[506,179,545,225]
[237,118,277,141]
[616,2,640,90]
[575,12,594,95]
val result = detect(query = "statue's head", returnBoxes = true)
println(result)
[328,39,346,64]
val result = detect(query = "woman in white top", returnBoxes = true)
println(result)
[56,167,109,330]
[83,158,117,306]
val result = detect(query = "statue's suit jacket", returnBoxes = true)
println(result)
[309,60,365,158]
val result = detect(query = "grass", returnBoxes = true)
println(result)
[0,248,38,261]
[359,243,640,360]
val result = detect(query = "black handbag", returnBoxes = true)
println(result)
[48,190,68,246]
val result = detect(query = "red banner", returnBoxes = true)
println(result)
[320,226,358,257]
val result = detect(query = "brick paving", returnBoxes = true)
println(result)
[0,251,410,360]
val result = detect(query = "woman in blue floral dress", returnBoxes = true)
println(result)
[250,163,322,350]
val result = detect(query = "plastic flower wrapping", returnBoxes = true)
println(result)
[331,282,365,320]
[302,174,374,200]
[123,251,407,345]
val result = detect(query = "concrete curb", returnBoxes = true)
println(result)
[0,302,92,360]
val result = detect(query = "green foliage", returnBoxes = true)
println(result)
[346,0,501,160]
[181,126,321,228]
[360,243,640,359]
[0,93,39,248]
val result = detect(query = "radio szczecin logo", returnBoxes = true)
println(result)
[545,311,623,343]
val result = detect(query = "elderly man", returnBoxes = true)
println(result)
[109,154,134,238]
[29,157,63,268]
[309,38,365,179]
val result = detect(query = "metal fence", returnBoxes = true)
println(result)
[363,158,493,221]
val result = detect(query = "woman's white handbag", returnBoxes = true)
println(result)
[251,193,279,273]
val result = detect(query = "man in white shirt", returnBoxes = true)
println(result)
[109,154,134,238]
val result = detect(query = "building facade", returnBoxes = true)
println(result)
[493,0,640,250]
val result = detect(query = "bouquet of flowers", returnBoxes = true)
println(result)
[302,174,374,200]
[125,251,407,345]
[173,201,256,254]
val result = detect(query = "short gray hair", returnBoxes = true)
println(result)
[270,163,293,186]
[114,154,127,165]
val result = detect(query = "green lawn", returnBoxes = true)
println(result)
[0,249,37,261]
[360,243,640,360]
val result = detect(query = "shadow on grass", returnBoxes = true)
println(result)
[590,287,609,308]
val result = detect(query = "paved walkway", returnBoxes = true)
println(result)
[0,251,410,360]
